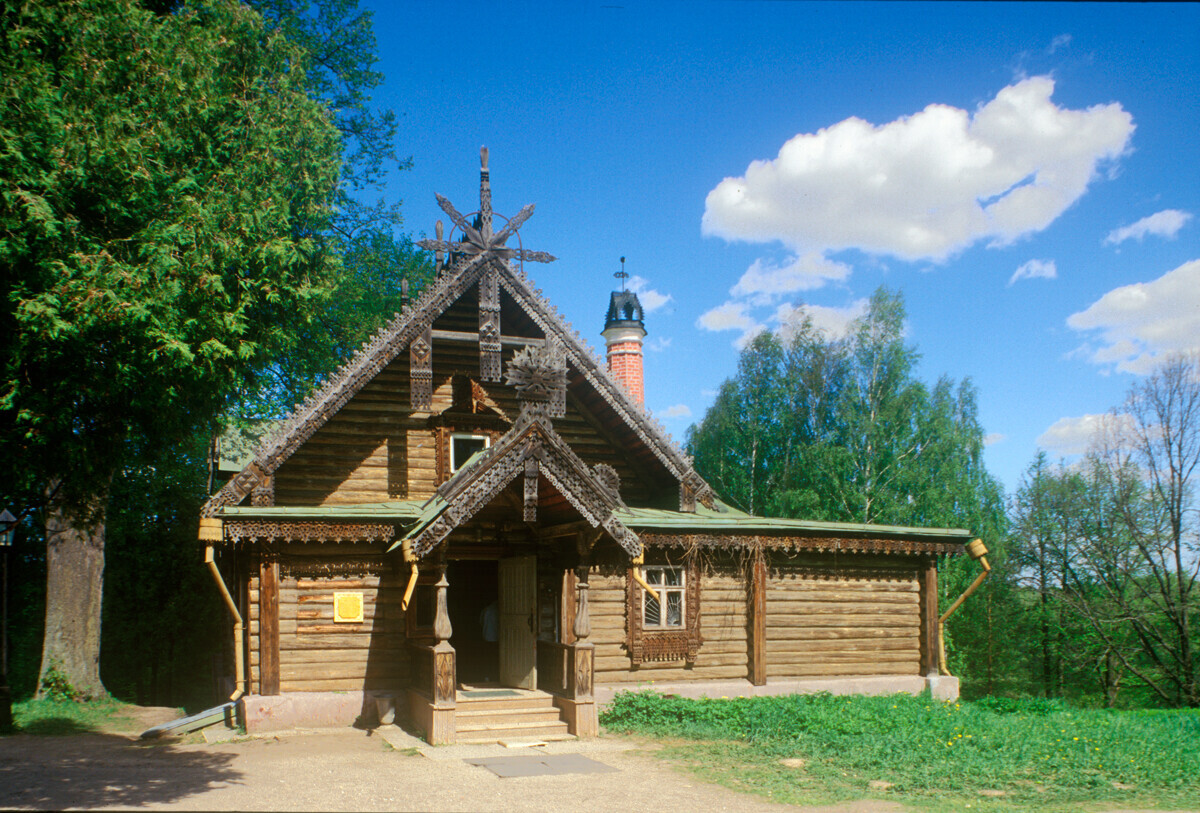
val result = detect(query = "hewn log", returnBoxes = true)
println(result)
[749,557,766,686]
[259,557,280,695]
[919,557,939,676]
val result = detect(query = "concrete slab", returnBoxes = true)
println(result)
[594,674,960,708]
[465,753,619,778]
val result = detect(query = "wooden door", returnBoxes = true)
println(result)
[499,555,537,689]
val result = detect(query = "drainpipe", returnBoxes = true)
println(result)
[400,539,420,611]
[938,538,990,677]
[200,518,244,701]
[630,551,659,599]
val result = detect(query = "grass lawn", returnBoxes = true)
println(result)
[600,691,1200,812]
[8,698,154,736]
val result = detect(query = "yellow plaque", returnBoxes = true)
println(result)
[333,592,364,623]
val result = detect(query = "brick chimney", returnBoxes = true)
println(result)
[602,272,646,405]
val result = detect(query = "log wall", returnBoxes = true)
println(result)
[764,553,921,678]
[247,548,410,694]
[273,338,659,506]
[590,553,750,684]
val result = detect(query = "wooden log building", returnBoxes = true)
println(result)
[198,151,975,743]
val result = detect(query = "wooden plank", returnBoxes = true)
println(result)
[768,626,919,641]
[761,615,916,628]
[749,558,767,686]
[259,557,280,696]
[594,665,749,683]
[279,648,407,666]
[919,557,938,676]
[280,634,408,651]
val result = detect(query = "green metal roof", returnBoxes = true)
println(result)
[218,498,970,542]
[615,502,972,540]
[218,500,428,522]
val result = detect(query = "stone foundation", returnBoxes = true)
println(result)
[594,674,959,709]
[240,691,396,733]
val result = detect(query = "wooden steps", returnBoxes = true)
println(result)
[454,688,574,744]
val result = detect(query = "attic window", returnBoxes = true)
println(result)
[450,433,489,472]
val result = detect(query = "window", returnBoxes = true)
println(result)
[450,433,489,472]
[642,566,685,629]
[626,558,702,665]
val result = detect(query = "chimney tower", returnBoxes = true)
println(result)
[602,258,646,405]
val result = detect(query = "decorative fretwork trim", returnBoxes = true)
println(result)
[640,533,963,557]
[407,409,639,558]
[279,556,390,578]
[223,522,395,544]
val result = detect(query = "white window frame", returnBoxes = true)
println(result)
[449,432,490,472]
[641,565,686,630]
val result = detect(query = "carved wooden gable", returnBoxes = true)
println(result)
[202,149,714,519]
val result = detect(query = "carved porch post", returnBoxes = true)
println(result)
[428,563,457,744]
[562,537,597,737]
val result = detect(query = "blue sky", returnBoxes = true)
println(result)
[367,1,1200,493]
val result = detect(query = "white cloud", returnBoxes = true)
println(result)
[646,336,672,352]
[730,252,852,301]
[696,301,766,348]
[1037,414,1106,456]
[626,275,672,312]
[659,404,692,419]
[702,76,1134,262]
[1067,259,1200,373]
[775,299,869,341]
[984,433,1007,447]
[1047,34,1072,55]
[1008,258,1057,286]
[1104,209,1193,246]
[1038,413,1135,457]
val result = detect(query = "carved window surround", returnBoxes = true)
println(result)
[626,556,701,665]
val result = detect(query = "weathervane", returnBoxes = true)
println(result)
[615,256,628,291]
[417,147,556,274]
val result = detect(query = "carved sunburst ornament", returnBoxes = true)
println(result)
[506,342,567,407]
[416,147,556,273]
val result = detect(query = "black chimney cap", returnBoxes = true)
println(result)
[604,290,644,331]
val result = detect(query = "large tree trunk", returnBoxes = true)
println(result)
[38,495,108,700]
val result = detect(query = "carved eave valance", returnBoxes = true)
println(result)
[222,521,396,545]
[640,533,964,557]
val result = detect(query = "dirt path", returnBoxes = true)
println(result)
[0,726,858,812]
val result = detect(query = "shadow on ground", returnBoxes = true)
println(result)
[0,731,240,810]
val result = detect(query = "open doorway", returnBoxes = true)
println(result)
[446,559,499,685]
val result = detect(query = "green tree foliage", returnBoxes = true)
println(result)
[688,287,1010,694]
[689,288,1004,531]
[1010,354,1200,707]
[0,0,352,697]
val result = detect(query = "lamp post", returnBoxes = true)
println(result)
[0,509,17,732]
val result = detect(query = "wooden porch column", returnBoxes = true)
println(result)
[429,567,457,742]
[918,557,939,676]
[258,553,280,696]
[748,555,767,686]
[554,536,598,737]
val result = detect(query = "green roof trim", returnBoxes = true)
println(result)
[218,500,428,522]
[615,502,972,540]
[218,497,970,544]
